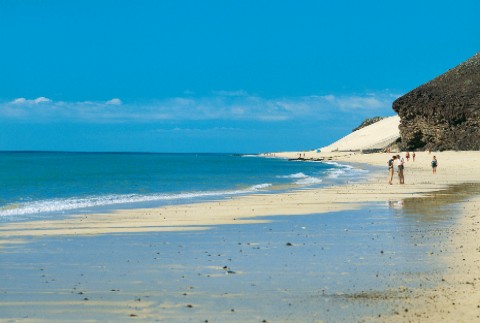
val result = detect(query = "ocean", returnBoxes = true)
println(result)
[0,151,368,221]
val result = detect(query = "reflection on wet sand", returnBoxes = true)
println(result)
[388,183,480,222]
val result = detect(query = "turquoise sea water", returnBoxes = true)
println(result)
[0,152,368,221]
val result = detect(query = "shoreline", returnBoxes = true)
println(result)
[0,151,471,240]
[1,151,480,321]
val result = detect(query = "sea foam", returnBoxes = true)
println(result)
[0,184,273,217]
[278,172,308,179]
[295,176,323,185]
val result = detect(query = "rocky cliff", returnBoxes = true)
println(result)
[392,53,480,151]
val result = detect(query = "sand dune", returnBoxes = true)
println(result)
[319,115,400,152]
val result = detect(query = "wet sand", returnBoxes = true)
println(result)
[1,151,480,321]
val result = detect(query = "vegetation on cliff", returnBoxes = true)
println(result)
[352,117,385,132]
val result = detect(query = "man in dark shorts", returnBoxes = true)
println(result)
[431,156,438,174]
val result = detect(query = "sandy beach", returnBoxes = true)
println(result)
[280,151,480,321]
[1,150,480,321]
[3,1,479,321]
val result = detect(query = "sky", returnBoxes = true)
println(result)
[0,0,479,153]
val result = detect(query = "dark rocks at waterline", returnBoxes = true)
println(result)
[393,53,480,151]
[288,157,333,162]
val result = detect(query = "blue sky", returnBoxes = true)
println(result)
[0,0,478,153]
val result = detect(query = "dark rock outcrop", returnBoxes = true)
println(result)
[352,116,385,132]
[392,53,480,151]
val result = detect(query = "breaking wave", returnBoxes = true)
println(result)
[0,183,272,217]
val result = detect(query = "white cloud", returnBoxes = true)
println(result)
[334,96,385,110]
[211,90,249,97]
[154,126,244,134]
[34,97,52,104]
[106,98,122,105]
[11,97,52,105]
[0,91,401,123]
[12,98,27,104]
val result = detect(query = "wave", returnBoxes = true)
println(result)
[295,176,323,185]
[0,183,272,217]
[278,172,308,179]
[277,172,322,186]
[250,183,272,190]
[326,168,348,179]
[323,162,368,179]
[322,161,347,168]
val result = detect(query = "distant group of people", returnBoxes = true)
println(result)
[387,152,438,185]
[405,151,415,162]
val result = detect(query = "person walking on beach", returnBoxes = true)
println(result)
[406,151,410,162]
[396,154,405,184]
[388,155,396,185]
[431,156,438,174]
[412,152,416,162]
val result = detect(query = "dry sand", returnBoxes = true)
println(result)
[319,115,400,152]
[1,150,480,321]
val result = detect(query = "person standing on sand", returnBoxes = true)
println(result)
[388,155,396,185]
[406,151,410,162]
[412,152,416,162]
[431,156,438,174]
[396,154,405,184]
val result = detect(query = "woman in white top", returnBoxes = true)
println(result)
[396,154,405,184]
